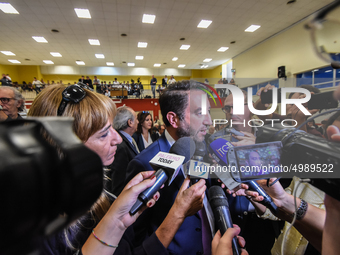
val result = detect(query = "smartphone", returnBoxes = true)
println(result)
[260,88,282,104]
[308,91,338,109]
[227,141,282,182]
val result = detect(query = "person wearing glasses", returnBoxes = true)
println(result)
[133,111,159,152]
[0,86,25,122]
[29,84,204,255]
[210,90,278,254]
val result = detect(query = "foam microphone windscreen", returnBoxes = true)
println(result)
[331,61,340,69]
[169,137,196,163]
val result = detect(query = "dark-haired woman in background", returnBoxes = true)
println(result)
[133,111,159,152]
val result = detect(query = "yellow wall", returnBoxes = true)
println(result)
[233,21,329,78]
[0,65,19,81]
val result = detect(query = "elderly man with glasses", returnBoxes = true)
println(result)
[0,86,25,121]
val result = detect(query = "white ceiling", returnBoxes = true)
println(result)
[0,0,334,69]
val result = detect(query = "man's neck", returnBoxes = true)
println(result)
[8,113,18,119]
[166,126,179,141]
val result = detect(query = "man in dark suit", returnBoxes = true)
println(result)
[107,106,139,195]
[78,75,85,83]
[126,80,214,255]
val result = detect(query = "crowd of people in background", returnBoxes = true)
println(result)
[0,74,181,99]
[2,78,340,255]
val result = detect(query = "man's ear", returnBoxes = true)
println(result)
[166,111,180,128]
[127,119,132,128]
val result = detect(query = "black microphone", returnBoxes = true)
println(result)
[246,180,278,213]
[129,137,195,215]
[208,186,241,255]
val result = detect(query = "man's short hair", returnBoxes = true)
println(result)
[113,106,135,131]
[0,86,25,112]
[159,80,207,127]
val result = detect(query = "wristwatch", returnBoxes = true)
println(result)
[294,198,308,220]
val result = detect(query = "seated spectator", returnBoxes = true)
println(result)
[1,73,11,86]
[32,77,42,93]
[133,111,159,152]
[0,86,25,121]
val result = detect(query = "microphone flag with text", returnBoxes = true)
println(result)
[183,141,210,182]
[129,137,195,215]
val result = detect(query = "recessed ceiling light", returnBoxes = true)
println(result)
[0,3,19,14]
[121,33,127,37]
[142,14,156,24]
[50,52,62,57]
[217,47,229,52]
[32,36,48,43]
[245,25,261,32]
[43,60,54,64]
[203,58,212,62]
[127,63,135,67]
[76,61,85,65]
[95,54,105,59]
[180,38,185,41]
[74,8,91,19]
[230,41,236,44]
[8,59,20,63]
[135,56,144,60]
[1,51,15,56]
[51,29,59,33]
[197,20,212,28]
[154,63,161,67]
[178,64,185,68]
[172,57,178,61]
[200,65,208,68]
[180,45,190,50]
[88,39,100,45]
[106,62,114,66]
[138,42,148,48]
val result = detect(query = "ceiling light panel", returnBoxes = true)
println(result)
[74,8,91,19]
[203,58,212,62]
[178,64,185,68]
[43,60,54,64]
[180,45,190,50]
[138,42,148,48]
[142,14,156,24]
[1,51,15,56]
[8,59,20,63]
[154,63,161,67]
[127,63,135,66]
[135,56,144,60]
[76,61,85,65]
[88,39,100,45]
[217,47,229,52]
[106,62,114,66]
[95,54,105,59]
[197,20,212,28]
[32,36,48,43]
[172,57,178,61]
[50,52,62,57]
[245,25,261,32]
[0,3,19,14]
